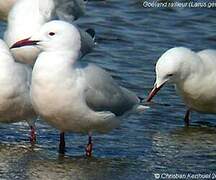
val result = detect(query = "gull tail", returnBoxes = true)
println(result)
[138,96,144,103]
[86,28,96,44]
[136,96,149,112]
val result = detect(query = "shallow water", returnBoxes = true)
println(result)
[0,0,216,179]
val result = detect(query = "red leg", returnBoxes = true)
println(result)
[85,134,93,157]
[59,132,65,154]
[184,109,190,126]
[30,126,36,144]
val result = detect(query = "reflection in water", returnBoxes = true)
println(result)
[0,143,151,180]
[152,126,216,173]
[0,0,215,179]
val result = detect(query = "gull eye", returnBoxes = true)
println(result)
[49,32,55,36]
[167,73,173,77]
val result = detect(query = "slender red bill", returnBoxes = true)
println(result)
[146,84,164,102]
[10,37,40,49]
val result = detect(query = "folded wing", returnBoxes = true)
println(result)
[82,64,139,116]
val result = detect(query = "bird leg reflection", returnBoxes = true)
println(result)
[184,109,190,126]
[59,132,65,154]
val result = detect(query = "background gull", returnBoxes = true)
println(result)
[4,0,90,65]
[147,47,216,125]
[0,39,37,142]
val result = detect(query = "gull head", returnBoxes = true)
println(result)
[10,20,81,52]
[147,47,195,102]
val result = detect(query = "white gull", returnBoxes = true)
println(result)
[11,20,148,156]
[147,47,216,125]
[0,39,37,142]
[4,0,88,65]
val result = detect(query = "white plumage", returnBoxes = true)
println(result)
[147,47,216,124]
[30,21,147,133]
[0,39,36,132]
[4,0,87,65]
[11,20,148,155]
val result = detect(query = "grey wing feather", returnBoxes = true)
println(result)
[78,28,95,57]
[83,64,139,116]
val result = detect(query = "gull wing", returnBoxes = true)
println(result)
[81,63,139,116]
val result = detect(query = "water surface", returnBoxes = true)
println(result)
[0,0,216,179]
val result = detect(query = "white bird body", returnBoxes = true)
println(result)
[15,21,146,134]
[31,51,143,133]
[0,0,16,21]
[149,47,216,114]
[0,39,36,124]
[174,49,216,113]
[11,20,147,154]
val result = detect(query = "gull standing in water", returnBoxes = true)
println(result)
[0,39,37,142]
[11,20,148,156]
[147,47,216,126]
[4,0,89,65]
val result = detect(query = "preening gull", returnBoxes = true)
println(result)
[147,47,216,126]
[11,20,148,156]
[4,0,89,65]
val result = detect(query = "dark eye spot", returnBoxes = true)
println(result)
[167,74,173,77]
[49,32,55,36]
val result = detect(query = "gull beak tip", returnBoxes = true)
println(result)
[146,83,164,102]
[10,37,39,49]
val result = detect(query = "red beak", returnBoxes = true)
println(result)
[146,83,164,102]
[10,37,40,49]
